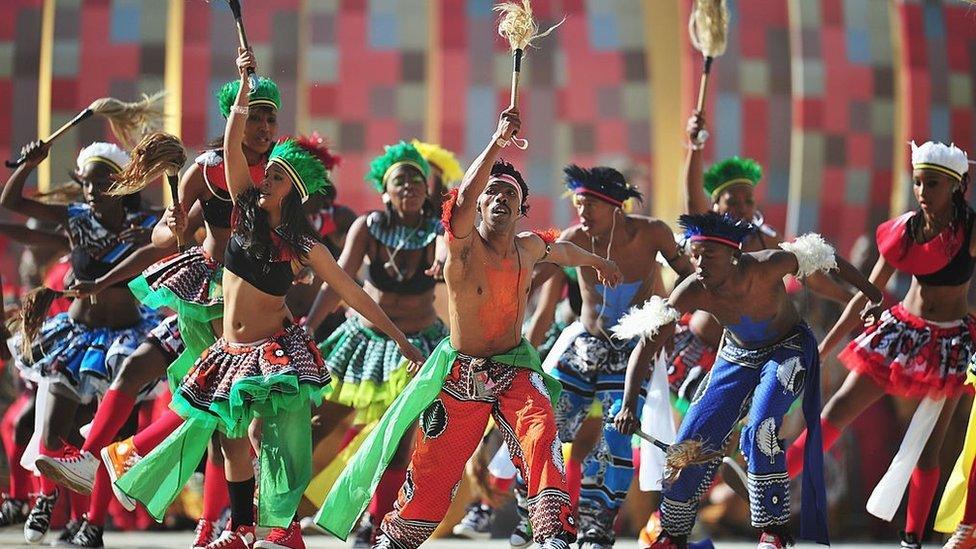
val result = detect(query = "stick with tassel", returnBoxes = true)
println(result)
[493,0,564,150]
[6,92,166,168]
[608,420,722,485]
[687,0,729,145]
[226,0,259,92]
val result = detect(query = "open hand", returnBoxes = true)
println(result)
[595,258,622,287]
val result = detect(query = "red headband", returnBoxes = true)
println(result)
[689,235,741,249]
[572,187,624,208]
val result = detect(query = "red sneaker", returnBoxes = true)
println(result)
[192,518,221,549]
[649,531,688,549]
[254,521,305,549]
[757,531,786,549]
[205,525,255,549]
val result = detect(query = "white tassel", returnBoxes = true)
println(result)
[195,150,222,167]
[610,296,680,340]
[779,233,837,278]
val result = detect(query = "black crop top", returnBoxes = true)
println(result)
[67,203,158,286]
[916,217,976,286]
[224,232,313,297]
[365,253,437,295]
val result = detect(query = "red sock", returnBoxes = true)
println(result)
[964,459,976,524]
[82,389,137,454]
[482,475,515,505]
[906,466,941,537]
[131,409,183,454]
[38,445,64,495]
[86,465,111,527]
[202,457,229,521]
[567,458,582,508]
[68,490,89,521]
[338,425,363,452]
[786,418,842,479]
[1,395,33,499]
[368,467,407,520]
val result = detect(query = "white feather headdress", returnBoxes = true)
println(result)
[910,140,969,182]
[76,142,130,174]
[610,296,680,341]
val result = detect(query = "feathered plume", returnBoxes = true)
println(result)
[108,132,186,196]
[493,0,564,52]
[779,233,837,278]
[663,439,724,485]
[89,91,167,150]
[611,296,680,341]
[688,0,729,59]
[18,287,63,361]
[292,132,342,171]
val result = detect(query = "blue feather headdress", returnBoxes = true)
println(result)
[678,212,753,248]
[564,164,643,208]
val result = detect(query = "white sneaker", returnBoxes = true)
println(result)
[945,523,976,549]
[35,451,99,495]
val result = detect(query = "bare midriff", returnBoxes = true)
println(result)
[68,286,142,328]
[221,272,292,343]
[902,280,970,322]
[361,284,438,334]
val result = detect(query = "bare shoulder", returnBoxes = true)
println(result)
[746,247,797,277]
[560,224,587,246]
[516,231,546,257]
[630,215,678,246]
[670,274,705,311]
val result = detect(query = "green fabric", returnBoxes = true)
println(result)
[128,274,222,325]
[314,337,560,539]
[167,317,216,392]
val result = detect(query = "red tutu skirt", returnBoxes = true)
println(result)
[839,304,976,399]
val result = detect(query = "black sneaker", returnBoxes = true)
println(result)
[53,518,83,546]
[900,531,921,549]
[352,514,373,549]
[23,491,57,544]
[70,518,104,548]
[0,495,29,526]
[452,503,493,539]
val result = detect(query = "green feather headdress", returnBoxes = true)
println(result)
[268,137,332,203]
[216,77,281,118]
[703,156,762,200]
[365,141,431,193]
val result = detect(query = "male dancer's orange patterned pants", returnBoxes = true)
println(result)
[380,354,577,548]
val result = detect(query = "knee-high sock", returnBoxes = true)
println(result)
[38,444,63,496]
[964,459,976,524]
[368,467,407,521]
[567,458,582,508]
[905,466,941,537]
[786,418,841,479]
[86,466,111,526]
[480,475,514,505]
[227,477,255,529]
[202,457,230,522]
[82,390,137,453]
[131,409,183,454]
[1,394,32,499]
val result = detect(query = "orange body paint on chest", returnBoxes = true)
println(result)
[477,259,521,342]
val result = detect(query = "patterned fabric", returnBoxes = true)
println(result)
[174,322,331,438]
[366,212,442,250]
[661,326,821,540]
[320,316,447,423]
[146,315,185,363]
[549,331,642,543]
[130,247,223,317]
[13,308,163,403]
[380,359,575,549]
[66,203,157,269]
[667,318,717,414]
[839,304,976,399]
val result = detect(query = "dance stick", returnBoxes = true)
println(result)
[6,92,165,168]
[493,0,564,150]
[687,0,728,140]
[226,0,259,91]
[166,170,186,251]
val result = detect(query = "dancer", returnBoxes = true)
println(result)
[112,48,424,549]
[38,74,284,549]
[411,139,464,217]
[315,106,622,549]
[546,164,692,548]
[614,212,882,549]
[786,141,976,548]
[1,140,161,545]
[305,140,448,544]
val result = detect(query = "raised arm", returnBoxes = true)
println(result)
[223,48,258,204]
[305,215,370,333]
[447,108,520,240]
[305,243,426,365]
[683,111,709,216]
[1,141,68,225]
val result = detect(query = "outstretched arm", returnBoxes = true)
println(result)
[447,108,520,240]
[305,243,425,365]
[0,141,68,225]
[536,238,621,287]
[305,215,369,333]
[820,255,894,359]
[223,48,258,204]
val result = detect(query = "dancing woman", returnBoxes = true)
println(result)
[786,142,976,548]
[305,141,447,541]
[113,48,424,549]
[1,141,160,544]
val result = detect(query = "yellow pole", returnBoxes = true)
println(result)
[163,0,185,207]
[297,0,310,134]
[889,2,907,217]
[425,0,442,142]
[645,0,683,223]
[36,0,56,192]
